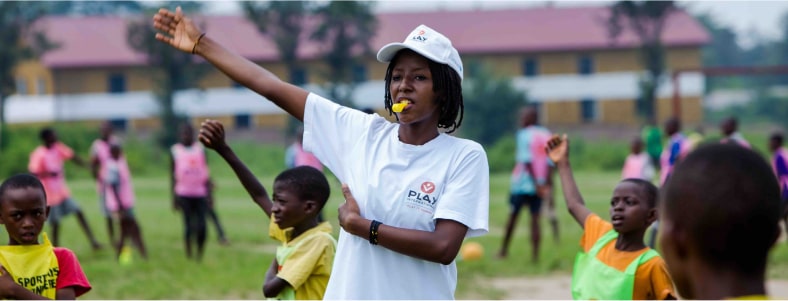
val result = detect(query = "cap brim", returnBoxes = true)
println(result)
[376,42,445,65]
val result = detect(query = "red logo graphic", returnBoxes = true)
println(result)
[421,181,435,194]
[418,30,425,35]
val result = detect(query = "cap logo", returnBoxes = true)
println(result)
[411,29,428,43]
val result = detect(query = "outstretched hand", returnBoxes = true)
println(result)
[199,120,229,151]
[545,134,569,164]
[152,6,204,54]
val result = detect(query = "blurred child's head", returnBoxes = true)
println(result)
[0,174,48,246]
[720,117,738,137]
[630,137,644,155]
[769,131,783,153]
[179,123,195,145]
[271,166,330,228]
[110,143,123,160]
[660,143,780,299]
[39,128,57,146]
[663,117,680,136]
[99,121,114,141]
[609,178,657,235]
[519,106,538,128]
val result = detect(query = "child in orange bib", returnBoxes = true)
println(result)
[546,134,675,300]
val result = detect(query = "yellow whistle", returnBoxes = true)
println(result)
[392,100,410,113]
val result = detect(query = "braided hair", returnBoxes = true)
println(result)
[383,49,464,133]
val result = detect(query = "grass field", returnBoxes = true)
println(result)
[3,165,788,299]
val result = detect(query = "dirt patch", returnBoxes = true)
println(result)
[480,275,788,299]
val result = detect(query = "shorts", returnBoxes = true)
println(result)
[47,198,81,224]
[98,190,110,218]
[111,207,135,220]
[509,193,542,215]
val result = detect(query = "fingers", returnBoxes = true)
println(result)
[341,184,353,202]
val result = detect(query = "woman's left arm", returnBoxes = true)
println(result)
[339,185,468,265]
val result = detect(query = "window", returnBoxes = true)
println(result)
[291,68,307,86]
[522,58,538,77]
[352,64,367,83]
[108,73,126,93]
[578,54,594,75]
[35,77,46,95]
[15,78,27,95]
[580,98,597,123]
[235,114,251,129]
[110,119,127,132]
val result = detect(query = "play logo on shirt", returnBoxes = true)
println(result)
[405,181,440,214]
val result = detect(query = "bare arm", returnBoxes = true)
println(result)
[152,7,309,121]
[199,120,272,216]
[90,156,100,181]
[339,185,468,265]
[545,135,592,228]
[170,154,179,211]
[0,265,72,300]
[262,258,290,298]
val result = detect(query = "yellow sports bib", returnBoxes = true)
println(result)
[0,233,60,299]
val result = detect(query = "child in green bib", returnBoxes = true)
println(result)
[200,120,336,300]
[546,135,676,300]
[660,143,781,299]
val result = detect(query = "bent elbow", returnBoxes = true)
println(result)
[436,241,461,265]
[262,284,277,298]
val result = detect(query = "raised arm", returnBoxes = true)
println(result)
[545,134,592,228]
[339,185,468,265]
[152,7,309,120]
[199,120,273,216]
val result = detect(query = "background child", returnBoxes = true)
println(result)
[170,123,212,261]
[546,134,675,300]
[90,121,119,248]
[719,116,751,148]
[283,126,325,222]
[0,173,91,299]
[199,119,335,300]
[660,117,692,186]
[660,143,781,299]
[499,106,552,261]
[28,127,102,250]
[104,144,147,263]
[622,137,655,181]
[769,132,788,242]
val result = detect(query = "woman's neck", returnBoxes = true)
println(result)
[398,124,440,145]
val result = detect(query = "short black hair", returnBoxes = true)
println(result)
[662,143,780,276]
[383,49,464,133]
[620,178,658,208]
[0,174,47,207]
[274,166,330,210]
[771,131,783,145]
[39,127,54,141]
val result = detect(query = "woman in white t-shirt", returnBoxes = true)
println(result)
[154,7,489,299]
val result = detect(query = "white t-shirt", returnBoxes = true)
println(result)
[303,93,490,300]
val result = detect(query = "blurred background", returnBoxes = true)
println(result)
[1,0,787,299]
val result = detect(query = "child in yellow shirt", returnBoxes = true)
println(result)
[546,134,675,300]
[199,120,335,300]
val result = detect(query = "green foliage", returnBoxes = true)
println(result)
[461,61,527,146]
[127,2,208,149]
[608,0,676,124]
[311,1,378,107]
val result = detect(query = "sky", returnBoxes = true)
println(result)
[201,0,788,49]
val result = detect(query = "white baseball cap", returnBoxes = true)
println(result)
[376,24,464,81]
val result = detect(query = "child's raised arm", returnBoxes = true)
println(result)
[546,134,592,228]
[198,120,273,217]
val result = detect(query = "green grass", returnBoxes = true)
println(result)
[3,169,788,299]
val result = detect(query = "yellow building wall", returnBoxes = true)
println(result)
[599,99,637,124]
[543,101,580,125]
[593,50,641,73]
[538,52,578,75]
[656,96,703,125]
[13,60,54,95]
[665,47,703,70]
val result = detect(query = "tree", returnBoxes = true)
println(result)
[608,0,676,124]
[311,1,377,107]
[128,2,207,148]
[242,1,313,137]
[461,61,528,146]
[0,2,55,150]
[695,13,745,91]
